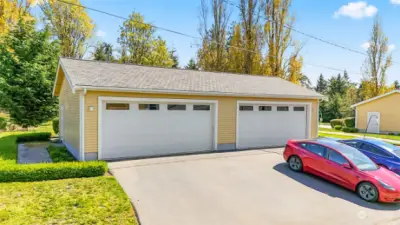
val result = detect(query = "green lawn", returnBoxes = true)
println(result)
[0,177,138,225]
[318,133,354,140]
[0,123,138,224]
[319,127,400,141]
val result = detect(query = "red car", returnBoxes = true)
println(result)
[284,139,400,203]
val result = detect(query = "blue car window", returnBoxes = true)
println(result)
[328,149,348,165]
[343,141,361,148]
[360,143,392,158]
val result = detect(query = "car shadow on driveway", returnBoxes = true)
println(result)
[273,163,400,211]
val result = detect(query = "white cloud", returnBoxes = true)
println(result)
[96,30,106,37]
[388,44,396,52]
[334,1,378,19]
[361,42,396,52]
[361,42,370,50]
[390,0,400,5]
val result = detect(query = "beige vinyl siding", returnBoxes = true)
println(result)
[84,91,318,153]
[59,77,80,154]
[356,92,400,132]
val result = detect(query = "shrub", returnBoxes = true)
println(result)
[0,117,7,130]
[16,132,51,143]
[52,118,59,134]
[0,161,107,182]
[334,125,342,131]
[389,132,395,135]
[341,127,358,133]
[343,117,355,128]
[48,145,75,162]
[330,119,344,128]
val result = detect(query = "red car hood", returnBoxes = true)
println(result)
[363,167,400,189]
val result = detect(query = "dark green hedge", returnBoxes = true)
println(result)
[16,132,51,143]
[341,127,358,133]
[0,116,7,130]
[0,161,107,182]
[334,125,342,131]
[343,117,355,128]
[48,145,76,162]
[330,119,344,128]
[52,118,59,134]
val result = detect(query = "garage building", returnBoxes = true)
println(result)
[53,58,324,161]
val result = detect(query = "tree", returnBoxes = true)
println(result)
[226,23,244,73]
[327,73,348,98]
[185,58,199,70]
[93,42,114,61]
[264,0,296,78]
[238,0,263,74]
[169,48,179,68]
[118,12,173,67]
[298,74,312,89]
[315,74,328,94]
[39,0,94,58]
[197,0,230,72]
[0,19,60,127]
[287,45,303,84]
[0,0,34,36]
[393,80,400,90]
[341,85,358,117]
[361,16,392,99]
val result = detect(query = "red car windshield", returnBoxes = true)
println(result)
[318,140,379,171]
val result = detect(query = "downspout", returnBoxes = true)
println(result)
[79,88,87,161]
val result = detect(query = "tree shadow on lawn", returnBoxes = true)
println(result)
[273,163,400,211]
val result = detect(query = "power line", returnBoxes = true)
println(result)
[54,0,362,75]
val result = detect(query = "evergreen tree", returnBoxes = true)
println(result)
[315,74,328,94]
[0,20,60,127]
[93,42,114,61]
[169,48,179,68]
[185,58,199,70]
[394,80,400,90]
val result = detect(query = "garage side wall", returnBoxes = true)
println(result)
[58,77,80,159]
[356,93,400,133]
[84,91,318,159]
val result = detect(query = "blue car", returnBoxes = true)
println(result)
[340,138,400,175]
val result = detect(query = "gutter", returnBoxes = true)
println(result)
[74,86,325,100]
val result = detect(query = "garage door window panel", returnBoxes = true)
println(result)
[106,103,130,110]
[168,104,186,110]
[139,104,159,111]
[193,105,211,111]
[259,106,272,111]
[277,106,289,111]
[294,106,305,112]
[240,106,253,111]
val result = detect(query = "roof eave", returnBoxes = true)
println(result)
[351,90,400,108]
[74,85,324,100]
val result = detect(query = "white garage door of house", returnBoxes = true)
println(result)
[237,102,309,149]
[100,98,216,159]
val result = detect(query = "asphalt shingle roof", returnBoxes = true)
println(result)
[60,58,323,99]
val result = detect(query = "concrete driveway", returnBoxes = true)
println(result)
[109,148,400,225]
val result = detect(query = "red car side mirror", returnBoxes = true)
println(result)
[343,163,352,169]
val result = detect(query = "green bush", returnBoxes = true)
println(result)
[0,117,7,130]
[0,161,107,182]
[330,119,344,128]
[343,117,355,128]
[48,145,75,162]
[52,118,59,134]
[389,132,395,135]
[334,125,342,131]
[16,132,51,143]
[341,127,358,133]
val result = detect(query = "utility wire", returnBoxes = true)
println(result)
[53,0,362,75]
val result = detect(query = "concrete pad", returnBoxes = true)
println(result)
[110,149,400,225]
[18,142,52,164]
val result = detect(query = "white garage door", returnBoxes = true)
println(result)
[100,100,216,159]
[237,103,309,149]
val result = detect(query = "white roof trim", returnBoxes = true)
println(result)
[351,90,400,108]
[74,85,324,100]
[52,59,76,97]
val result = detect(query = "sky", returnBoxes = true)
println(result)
[32,0,400,86]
